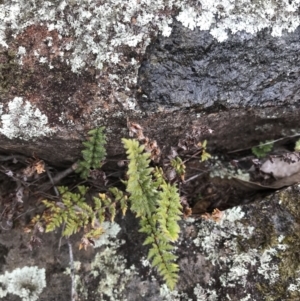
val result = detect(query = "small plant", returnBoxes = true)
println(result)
[170,157,186,181]
[198,140,212,162]
[123,138,182,290]
[30,128,183,291]
[295,139,300,151]
[33,185,127,249]
[76,127,107,179]
[252,140,274,158]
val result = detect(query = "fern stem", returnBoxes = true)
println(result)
[67,239,77,301]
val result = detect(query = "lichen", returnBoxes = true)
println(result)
[177,0,300,42]
[0,96,55,140]
[191,204,292,299]
[1,0,299,113]
[0,266,46,301]
[76,221,137,301]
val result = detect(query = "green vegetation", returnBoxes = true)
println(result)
[34,130,182,290]
[123,138,182,289]
[251,140,274,158]
[37,186,126,240]
[76,127,107,179]
[199,140,212,162]
[295,139,300,151]
[170,156,186,181]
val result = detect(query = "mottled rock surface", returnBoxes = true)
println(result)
[1,1,300,300]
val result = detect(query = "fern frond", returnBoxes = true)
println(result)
[86,227,104,239]
[156,183,182,241]
[108,203,116,222]
[122,138,157,217]
[76,127,107,179]
[140,216,179,290]
[153,167,166,187]
[170,157,186,180]
[109,187,128,216]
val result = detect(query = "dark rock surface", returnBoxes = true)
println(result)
[138,21,300,111]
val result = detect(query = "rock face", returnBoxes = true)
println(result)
[138,21,300,111]
[1,1,300,300]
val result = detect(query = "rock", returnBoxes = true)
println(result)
[1,1,300,300]
[138,21,300,111]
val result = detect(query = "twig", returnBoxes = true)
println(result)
[228,133,300,154]
[45,166,59,197]
[58,222,66,252]
[182,150,202,163]
[184,173,204,183]
[39,162,78,192]
[67,238,77,301]
[13,208,36,221]
[0,154,28,163]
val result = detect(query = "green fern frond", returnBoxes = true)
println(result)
[153,167,166,187]
[122,138,157,217]
[156,183,182,241]
[109,187,128,216]
[252,140,273,158]
[42,186,108,238]
[76,127,107,179]
[170,157,186,180]
[140,216,179,290]
[86,227,104,239]
[123,138,181,289]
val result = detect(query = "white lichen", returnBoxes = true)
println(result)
[0,266,46,301]
[0,97,54,140]
[193,205,287,291]
[160,284,192,301]
[91,246,136,301]
[1,1,299,110]
[93,221,122,248]
[177,0,300,42]
[78,221,136,301]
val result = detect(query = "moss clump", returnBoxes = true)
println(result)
[256,187,300,300]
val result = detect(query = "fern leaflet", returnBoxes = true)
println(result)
[76,127,107,179]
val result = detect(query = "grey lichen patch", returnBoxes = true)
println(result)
[177,0,300,42]
[189,202,297,300]
[0,97,55,140]
[75,222,137,301]
[0,266,46,301]
[91,246,137,301]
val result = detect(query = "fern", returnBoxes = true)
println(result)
[156,183,182,242]
[76,127,107,179]
[122,138,157,217]
[42,186,103,238]
[43,185,91,237]
[199,140,212,162]
[252,140,273,158]
[140,215,179,290]
[109,187,128,216]
[122,138,182,290]
[170,157,186,181]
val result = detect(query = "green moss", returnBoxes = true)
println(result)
[255,188,300,300]
[0,50,33,95]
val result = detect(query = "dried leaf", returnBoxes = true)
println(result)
[127,121,145,139]
[211,208,224,222]
[34,160,45,174]
[260,152,300,179]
